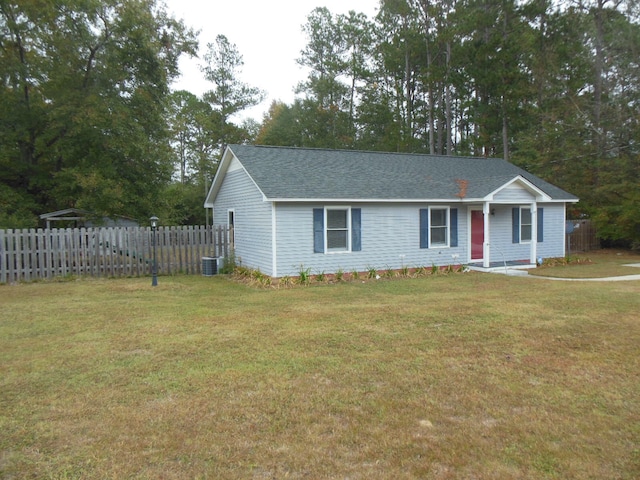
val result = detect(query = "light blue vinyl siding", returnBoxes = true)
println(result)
[212,169,273,275]
[211,169,568,277]
[535,204,566,259]
[489,205,530,261]
[493,184,536,203]
[274,203,468,277]
[488,204,566,261]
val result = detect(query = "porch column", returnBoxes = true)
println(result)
[530,203,537,265]
[483,202,491,268]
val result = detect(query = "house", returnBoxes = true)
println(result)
[39,208,140,229]
[204,145,578,277]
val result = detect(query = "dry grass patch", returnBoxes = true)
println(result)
[1,274,639,479]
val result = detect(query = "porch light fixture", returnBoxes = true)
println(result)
[150,216,159,286]
[491,208,496,216]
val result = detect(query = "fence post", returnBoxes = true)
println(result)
[0,229,5,284]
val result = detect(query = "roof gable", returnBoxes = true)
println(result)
[205,145,578,205]
[204,148,267,208]
[488,176,551,202]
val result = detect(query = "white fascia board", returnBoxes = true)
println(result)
[488,198,576,204]
[204,146,233,208]
[266,197,485,203]
[265,195,573,204]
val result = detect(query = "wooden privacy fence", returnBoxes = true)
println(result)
[0,225,231,283]
[566,219,600,254]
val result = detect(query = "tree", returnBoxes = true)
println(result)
[200,34,264,154]
[258,2,639,246]
[580,0,640,245]
[255,101,305,146]
[513,0,640,246]
[167,90,218,185]
[338,10,375,140]
[162,35,262,226]
[0,0,197,227]
[296,7,354,148]
[374,0,427,152]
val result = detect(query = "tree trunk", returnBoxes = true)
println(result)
[405,44,413,147]
[502,98,509,162]
[445,40,453,155]
[426,47,436,154]
[592,0,606,188]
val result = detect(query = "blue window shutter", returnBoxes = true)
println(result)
[351,208,361,251]
[420,209,429,249]
[313,208,324,253]
[512,208,520,243]
[450,208,458,247]
[537,208,544,242]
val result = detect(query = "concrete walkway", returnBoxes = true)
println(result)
[495,263,640,282]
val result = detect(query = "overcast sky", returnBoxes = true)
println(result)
[164,0,379,121]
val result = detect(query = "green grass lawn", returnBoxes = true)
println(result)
[1,270,639,479]
[530,249,640,278]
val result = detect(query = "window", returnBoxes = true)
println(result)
[512,207,543,243]
[520,208,532,242]
[313,207,361,254]
[327,208,349,251]
[227,210,235,246]
[430,208,449,247]
[420,207,458,249]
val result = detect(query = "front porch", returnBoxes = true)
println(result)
[469,197,545,271]
[468,259,537,274]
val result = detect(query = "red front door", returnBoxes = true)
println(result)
[471,210,484,260]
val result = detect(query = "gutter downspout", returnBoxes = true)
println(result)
[271,202,277,278]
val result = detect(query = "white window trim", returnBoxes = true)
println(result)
[325,206,351,254]
[430,207,450,248]
[520,206,532,244]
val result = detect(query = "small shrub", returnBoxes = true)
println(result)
[233,267,273,288]
[235,266,252,278]
[298,265,312,285]
[219,250,237,274]
[315,270,326,283]
[431,264,439,275]
[251,269,267,286]
[542,256,592,268]
[350,269,359,281]
[335,268,344,282]
[415,265,427,276]
[367,266,378,279]
[542,257,568,267]
[384,265,395,278]
[279,276,293,288]
[400,265,410,277]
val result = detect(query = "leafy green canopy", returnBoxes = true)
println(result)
[0,0,196,227]
[162,35,263,226]
[256,1,640,247]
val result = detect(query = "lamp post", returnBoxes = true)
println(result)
[150,216,159,287]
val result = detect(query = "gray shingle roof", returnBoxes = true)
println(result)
[227,145,578,201]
